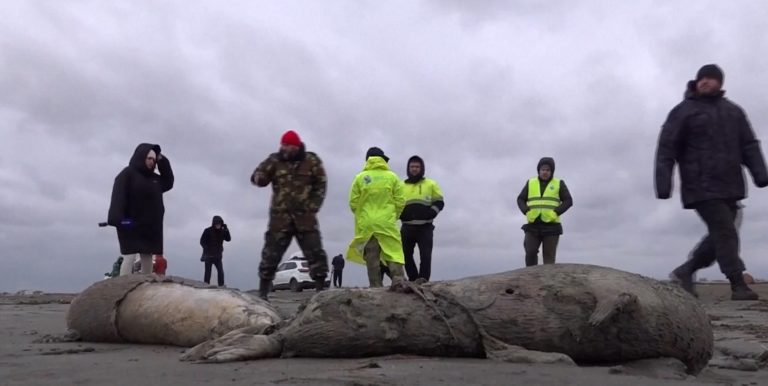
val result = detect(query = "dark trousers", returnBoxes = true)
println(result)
[204,258,225,286]
[402,224,434,281]
[679,200,745,277]
[524,232,560,266]
[332,269,343,287]
[259,225,329,281]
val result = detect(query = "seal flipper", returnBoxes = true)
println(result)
[588,292,637,327]
[480,330,575,365]
[180,325,281,363]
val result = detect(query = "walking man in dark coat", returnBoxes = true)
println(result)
[200,215,231,286]
[108,143,174,275]
[331,254,345,287]
[656,64,768,300]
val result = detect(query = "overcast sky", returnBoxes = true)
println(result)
[2,1,768,292]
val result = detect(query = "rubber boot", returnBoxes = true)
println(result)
[258,279,272,301]
[670,265,698,298]
[727,274,759,301]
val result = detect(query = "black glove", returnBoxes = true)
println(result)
[152,144,162,155]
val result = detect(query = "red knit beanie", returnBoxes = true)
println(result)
[281,130,301,147]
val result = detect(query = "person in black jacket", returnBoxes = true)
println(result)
[200,215,231,286]
[656,64,768,301]
[331,254,345,287]
[108,143,174,275]
[516,157,573,266]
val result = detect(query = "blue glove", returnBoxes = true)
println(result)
[120,219,134,229]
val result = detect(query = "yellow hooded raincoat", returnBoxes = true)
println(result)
[346,156,405,265]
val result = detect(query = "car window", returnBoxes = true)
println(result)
[285,262,296,270]
[277,263,287,271]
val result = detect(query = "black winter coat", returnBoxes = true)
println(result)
[108,143,174,254]
[200,217,231,259]
[331,255,345,271]
[655,86,768,208]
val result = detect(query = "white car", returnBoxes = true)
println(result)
[273,259,314,292]
[272,252,331,292]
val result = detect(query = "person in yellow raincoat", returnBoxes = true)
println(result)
[347,147,406,287]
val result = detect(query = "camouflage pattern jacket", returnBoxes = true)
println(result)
[252,146,327,232]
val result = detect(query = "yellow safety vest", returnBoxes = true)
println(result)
[526,177,561,223]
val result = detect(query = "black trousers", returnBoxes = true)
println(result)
[523,232,559,267]
[204,258,225,286]
[402,224,434,281]
[332,269,343,287]
[679,200,745,277]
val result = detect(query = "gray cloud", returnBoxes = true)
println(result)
[2,0,768,292]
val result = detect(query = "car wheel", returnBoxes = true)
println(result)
[290,278,302,292]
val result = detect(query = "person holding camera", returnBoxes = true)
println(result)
[108,143,174,275]
[200,215,231,286]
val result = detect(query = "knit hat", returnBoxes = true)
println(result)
[366,147,389,162]
[281,130,301,147]
[696,64,724,84]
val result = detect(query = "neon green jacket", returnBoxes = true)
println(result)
[346,157,405,265]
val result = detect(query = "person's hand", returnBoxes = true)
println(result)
[251,171,265,186]
[120,219,134,229]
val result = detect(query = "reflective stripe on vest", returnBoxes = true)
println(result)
[526,177,561,223]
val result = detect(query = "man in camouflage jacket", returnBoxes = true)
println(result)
[251,130,329,300]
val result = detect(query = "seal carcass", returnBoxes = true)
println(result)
[67,274,281,347]
[182,264,713,374]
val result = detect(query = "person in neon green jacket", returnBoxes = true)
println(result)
[347,147,406,287]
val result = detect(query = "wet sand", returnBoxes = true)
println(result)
[1,283,766,386]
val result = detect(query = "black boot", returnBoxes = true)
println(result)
[315,278,325,292]
[727,274,759,301]
[258,279,272,301]
[670,265,698,298]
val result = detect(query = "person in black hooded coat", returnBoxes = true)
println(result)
[108,143,174,275]
[200,215,231,286]
[655,64,768,301]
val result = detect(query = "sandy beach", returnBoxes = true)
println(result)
[1,283,766,386]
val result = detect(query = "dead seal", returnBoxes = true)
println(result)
[182,264,713,374]
[66,274,281,347]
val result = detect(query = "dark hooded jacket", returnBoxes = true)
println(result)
[655,82,768,209]
[331,254,345,271]
[108,143,174,255]
[516,157,573,235]
[200,215,231,259]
